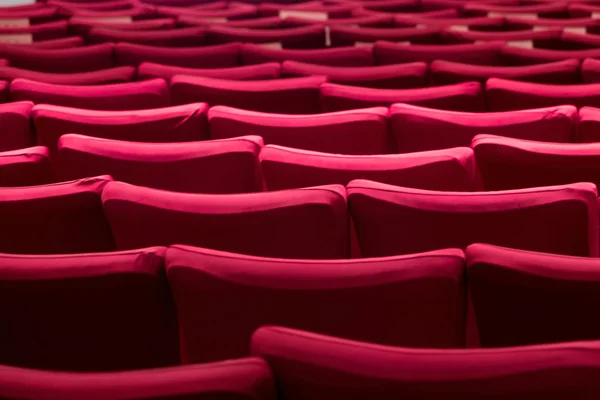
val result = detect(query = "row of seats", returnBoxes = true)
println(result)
[7,74,600,113]
[9,55,600,87]
[1,102,596,155]
[3,325,600,398]
[0,176,596,259]
[4,242,600,372]
[13,130,600,194]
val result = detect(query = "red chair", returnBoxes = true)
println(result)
[138,62,280,80]
[87,26,207,47]
[11,78,170,111]
[166,245,466,363]
[206,24,327,49]
[0,65,135,85]
[115,42,241,68]
[102,181,350,258]
[328,26,442,47]
[473,134,600,190]
[578,106,600,143]
[0,359,275,399]
[241,42,374,66]
[0,176,115,254]
[0,146,51,187]
[57,135,264,194]
[282,60,428,88]
[320,81,484,112]
[171,75,325,114]
[348,179,599,257]
[467,243,600,349]
[260,145,478,191]
[208,105,389,155]
[251,326,600,399]
[0,246,179,371]
[389,103,577,152]
[32,103,209,158]
[374,40,504,65]
[0,101,35,151]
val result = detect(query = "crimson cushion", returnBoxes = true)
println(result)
[0,146,51,187]
[0,175,115,254]
[348,179,599,257]
[57,135,264,194]
[240,43,374,67]
[208,105,389,154]
[0,247,179,371]
[102,181,349,258]
[166,245,466,363]
[0,65,135,85]
[115,42,241,68]
[374,40,504,65]
[138,62,280,80]
[0,101,34,151]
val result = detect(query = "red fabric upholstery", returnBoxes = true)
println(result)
[138,62,280,80]
[24,36,84,49]
[0,358,275,399]
[0,146,51,187]
[320,81,484,112]
[389,103,577,152]
[208,105,389,154]
[0,101,35,151]
[206,25,326,49]
[258,2,357,18]
[88,26,207,47]
[0,20,68,42]
[157,2,258,19]
[431,59,581,85]
[69,17,177,35]
[115,42,241,68]
[260,145,478,191]
[374,40,504,65]
[11,78,170,111]
[463,1,568,17]
[500,45,600,64]
[57,135,264,194]
[0,65,135,85]
[102,181,350,258]
[486,78,600,111]
[329,26,442,47]
[251,326,600,399]
[578,106,600,143]
[467,243,600,347]
[167,245,466,363]
[0,247,179,371]
[0,43,114,73]
[473,134,600,190]
[442,27,563,46]
[281,60,428,89]
[171,75,325,114]
[0,176,115,254]
[240,43,374,66]
[394,14,505,29]
[581,57,600,83]
[33,103,209,159]
[348,179,599,257]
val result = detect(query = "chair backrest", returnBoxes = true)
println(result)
[115,42,241,68]
[0,101,34,151]
[0,146,51,187]
[240,43,374,66]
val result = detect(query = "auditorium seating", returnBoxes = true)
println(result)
[240,42,374,66]
[0,146,51,187]
[166,245,466,363]
[138,61,281,80]
[0,65,136,85]
[0,101,34,151]
[347,180,599,257]
[251,326,600,399]
[260,145,478,191]
[115,42,241,68]
[56,134,264,193]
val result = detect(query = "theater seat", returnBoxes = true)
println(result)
[500,45,600,65]
[57,135,264,194]
[206,24,326,49]
[0,101,35,151]
[11,78,170,111]
[166,245,466,363]
[115,42,241,68]
[347,179,599,257]
[32,103,209,158]
[467,243,600,347]
[0,359,275,399]
[0,146,51,187]
[138,62,281,80]
[0,175,115,254]
[374,40,504,65]
[0,247,179,371]
[430,59,581,85]
[260,145,478,191]
[389,103,577,153]
[281,60,428,89]
[581,58,600,83]
[320,81,484,112]
[251,326,600,399]
[240,43,374,66]
[208,106,389,155]
[578,106,600,143]
[102,181,349,259]
[486,78,600,111]
[473,134,600,190]
[328,26,442,47]
[87,26,207,47]
[171,75,325,114]
[0,43,115,73]
[0,65,136,85]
